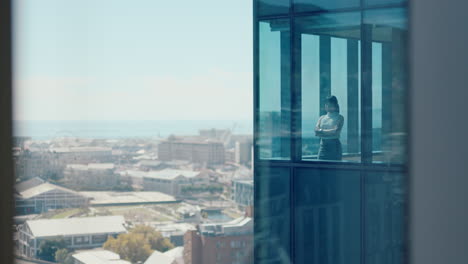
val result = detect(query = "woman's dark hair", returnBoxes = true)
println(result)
[326,95,340,113]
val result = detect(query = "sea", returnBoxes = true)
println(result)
[13,120,253,140]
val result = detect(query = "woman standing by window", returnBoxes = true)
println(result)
[315,96,344,160]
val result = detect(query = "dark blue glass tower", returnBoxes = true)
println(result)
[254,0,408,263]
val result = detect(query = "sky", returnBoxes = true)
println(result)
[13,0,253,121]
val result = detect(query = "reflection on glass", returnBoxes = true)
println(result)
[254,2,408,264]
[258,0,290,16]
[315,96,344,160]
[294,0,359,12]
[258,19,291,160]
[255,167,291,263]
[295,168,361,264]
[365,0,406,7]
[296,12,361,162]
[365,171,407,263]
[365,8,408,164]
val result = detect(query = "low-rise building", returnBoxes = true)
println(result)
[14,150,64,181]
[72,249,131,264]
[158,137,225,165]
[183,217,253,264]
[225,149,236,163]
[235,140,253,166]
[17,216,127,258]
[80,191,176,206]
[144,247,184,264]
[64,163,118,190]
[153,223,196,247]
[15,180,89,215]
[119,170,145,189]
[14,146,113,181]
[143,169,210,197]
[15,177,45,193]
[13,136,32,149]
[198,129,230,141]
[51,146,113,164]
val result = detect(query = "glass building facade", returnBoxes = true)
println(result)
[254,0,408,263]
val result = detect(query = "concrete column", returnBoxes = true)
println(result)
[280,31,291,158]
[347,39,360,154]
[381,42,393,154]
[320,36,331,116]
[361,25,373,163]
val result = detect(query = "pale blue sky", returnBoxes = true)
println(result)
[13,0,253,121]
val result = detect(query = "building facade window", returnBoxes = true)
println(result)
[254,0,408,263]
[258,18,291,160]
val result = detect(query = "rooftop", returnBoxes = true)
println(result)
[66,163,115,171]
[72,249,131,264]
[154,223,196,236]
[119,170,147,178]
[144,169,201,180]
[144,251,174,264]
[15,177,45,192]
[233,178,253,186]
[19,182,83,200]
[162,136,223,145]
[50,146,112,153]
[144,247,184,264]
[25,216,127,238]
[80,191,176,205]
[163,246,184,259]
[199,217,253,236]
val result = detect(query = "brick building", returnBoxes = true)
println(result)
[183,217,253,264]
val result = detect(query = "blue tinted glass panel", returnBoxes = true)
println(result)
[255,167,291,263]
[296,13,362,162]
[258,0,290,17]
[258,19,291,160]
[364,8,408,164]
[364,171,407,263]
[295,168,361,264]
[294,0,359,12]
[365,0,406,7]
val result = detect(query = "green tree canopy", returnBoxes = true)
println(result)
[103,225,174,263]
[131,225,174,252]
[103,233,152,263]
[55,248,74,264]
[38,237,67,261]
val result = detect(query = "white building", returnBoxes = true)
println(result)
[144,247,184,264]
[142,169,210,196]
[15,180,89,215]
[80,191,176,206]
[17,216,127,258]
[72,249,131,264]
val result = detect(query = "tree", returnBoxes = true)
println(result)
[131,225,174,252]
[112,184,134,192]
[103,233,152,263]
[103,225,174,263]
[201,211,209,218]
[37,237,67,261]
[55,248,68,263]
[55,248,74,264]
